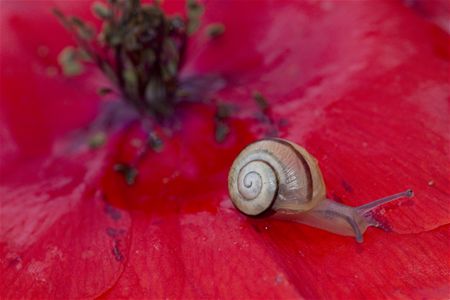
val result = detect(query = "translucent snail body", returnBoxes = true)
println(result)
[228,138,413,243]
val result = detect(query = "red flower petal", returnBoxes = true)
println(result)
[0,1,101,158]
[1,0,449,299]
[1,2,131,298]
[0,151,132,298]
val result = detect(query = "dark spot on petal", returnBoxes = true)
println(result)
[104,203,122,221]
[331,192,343,203]
[106,227,125,238]
[341,180,353,193]
[112,240,124,262]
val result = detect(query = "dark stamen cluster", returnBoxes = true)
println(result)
[54,0,203,120]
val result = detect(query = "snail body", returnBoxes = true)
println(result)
[228,138,413,243]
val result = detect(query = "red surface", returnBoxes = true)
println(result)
[1,0,449,299]
[408,0,450,33]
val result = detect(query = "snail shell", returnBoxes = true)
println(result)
[228,138,326,216]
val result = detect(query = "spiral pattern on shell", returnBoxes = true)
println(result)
[228,139,327,216]
[232,159,279,215]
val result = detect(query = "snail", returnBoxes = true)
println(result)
[228,138,413,243]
